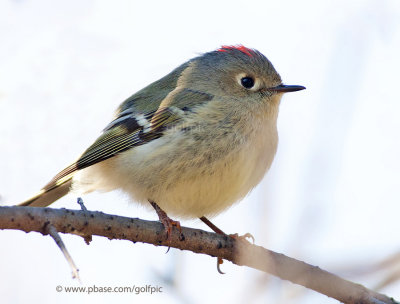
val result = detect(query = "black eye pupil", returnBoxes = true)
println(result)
[241,77,254,89]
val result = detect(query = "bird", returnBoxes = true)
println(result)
[18,45,305,238]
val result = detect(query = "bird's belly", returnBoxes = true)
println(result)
[152,147,274,218]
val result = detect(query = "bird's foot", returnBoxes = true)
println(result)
[199,216,255,273]
[161,215,181,242]
[215,233,255,273]
[229,232,255,244]
[149,201,181,242]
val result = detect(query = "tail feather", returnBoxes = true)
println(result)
[18,177,73,207]
[18,162,78,207]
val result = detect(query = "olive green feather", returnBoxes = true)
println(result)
[18,66,213,207]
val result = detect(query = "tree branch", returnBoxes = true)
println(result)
[0,206,397,304]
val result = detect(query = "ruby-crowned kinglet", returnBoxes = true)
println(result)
[18,45,305,235]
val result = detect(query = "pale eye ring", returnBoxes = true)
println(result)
[236,73,261,91]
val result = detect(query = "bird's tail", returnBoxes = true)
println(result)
[18,163,77,207]
[18,178,72,207]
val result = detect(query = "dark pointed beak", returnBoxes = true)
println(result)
[267,84,306,93]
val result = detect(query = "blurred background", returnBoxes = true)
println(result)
[0,0,399,303]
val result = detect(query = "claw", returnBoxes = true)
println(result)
[160,215,181,242]
[217,258,225,274]
[229,232,255,244]
[163,218,181,253]
[199,216,255,274]
[215,234,254,273]
[149,201,181,245]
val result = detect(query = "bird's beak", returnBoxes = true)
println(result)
[267,84,306,93]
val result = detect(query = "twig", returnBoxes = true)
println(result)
[44,222,80,281]
[77,197,87,211]
[0,206,397,304]
[76,197,92,245]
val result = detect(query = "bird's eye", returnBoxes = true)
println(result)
[240,77,255,89]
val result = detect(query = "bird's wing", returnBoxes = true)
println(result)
[41,88,212,192]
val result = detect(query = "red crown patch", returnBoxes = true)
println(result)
[217,45,255,57]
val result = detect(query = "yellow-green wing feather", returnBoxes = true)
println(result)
[19,75,213,207]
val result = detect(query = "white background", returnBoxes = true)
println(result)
[1,0,399,303]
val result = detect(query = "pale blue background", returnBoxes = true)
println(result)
[1,0,399,303]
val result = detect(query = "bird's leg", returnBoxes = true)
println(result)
[149,201,181,241]
[199,216,254,242]
[199,216,226,235]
